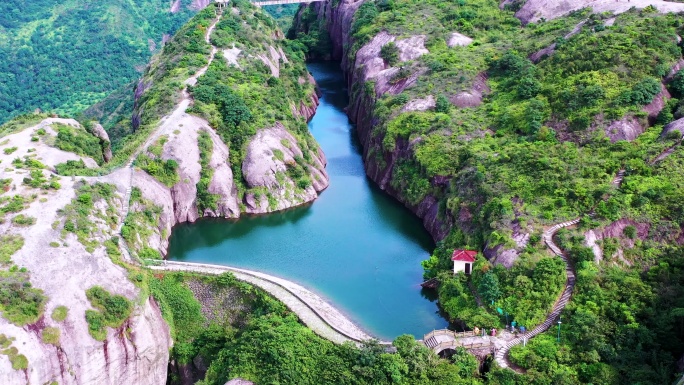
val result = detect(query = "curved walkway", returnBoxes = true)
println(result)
[495,167,632,368]
[147,260,380,344]
[494,218,579,369]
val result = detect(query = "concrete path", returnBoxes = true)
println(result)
[147,260,380,344]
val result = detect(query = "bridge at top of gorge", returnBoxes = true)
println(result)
[216,0,326,7]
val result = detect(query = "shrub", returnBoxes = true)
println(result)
[51,306,68,322]
[623,225,637,239]
[380,42,400,66]
[671,70,684,97]
[54,124,104,165]
[85,286,133,341]
[11,215,36,227]
[435,94,451,114]
[139,247,162,260]
[0,270,46,325]
[3,147,17,155]
[1,195,27,213]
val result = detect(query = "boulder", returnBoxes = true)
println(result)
[451,73,490,108]
[447,32,473,47]
[402,95,435,112]
[242,123,329,214]
[661,117,684,139]
[604,116,644,142]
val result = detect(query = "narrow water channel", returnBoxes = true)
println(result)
[167,62,449,340]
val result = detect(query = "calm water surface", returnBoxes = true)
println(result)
[168,62,449,339]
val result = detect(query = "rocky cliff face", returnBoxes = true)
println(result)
[0,118,171,385]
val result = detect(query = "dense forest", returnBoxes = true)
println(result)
[294,0,684,383]
[0,0,199,125]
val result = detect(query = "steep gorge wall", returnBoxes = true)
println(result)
[299,0,453,241]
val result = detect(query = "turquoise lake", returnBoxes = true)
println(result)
[167,62,449,340]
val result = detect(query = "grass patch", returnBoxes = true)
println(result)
[135,154,179,187]
[53,123,105,165]
[0,179,10,194]
[41,327,60,346]
[0,235,24,264]
[0,269,46,326]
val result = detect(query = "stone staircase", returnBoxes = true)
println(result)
[612,169,625,186]
[116,167,134,234]
[424,336,439,349]
[494,218,580,368]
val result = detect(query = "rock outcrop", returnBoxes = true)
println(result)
[91,123,113,162]
[447,32,473,47]
[583,219,651,263]
[661,117,684,138]
[242,123,328,214]
[0,119,171,385]
[451,73,490,108]
[604,116,645,143]
[514,0,684,25]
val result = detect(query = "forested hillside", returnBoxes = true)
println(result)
[0,0,200,125]
[294,0,684,383]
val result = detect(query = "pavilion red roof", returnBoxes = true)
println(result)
[451,249,477,262]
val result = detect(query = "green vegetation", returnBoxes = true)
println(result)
[54,123,105,165]
[0,1,198,124]
[51,306,68,322]
[0,179,10,194]
[85,286,133,341]
[135,154,180,187]
[0,195,29,214]
[150,271,481,385]
[178,1,321,200]
[11,156,46,170]
[0,267,46,326]
[286,5,332,58]
[22,169,60,190]
[58,182,119,252]
[0,235,24,264]
[121,187,164,259]
[11,214,36,227]
[41,327,60,346]
[289,1,684,383]
[0,113,51,138]
[381,42,400,66]
[55,159,99,176]
[3,147,17,155]
[0,334,28,370]
[196,130,220,214]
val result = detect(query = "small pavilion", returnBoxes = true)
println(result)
[451,249,477,275]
